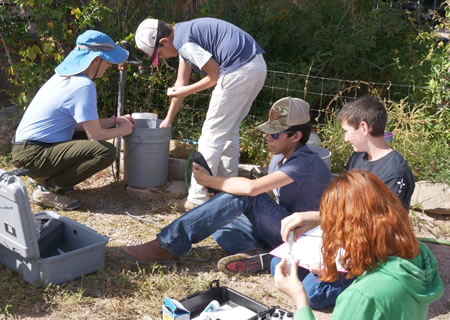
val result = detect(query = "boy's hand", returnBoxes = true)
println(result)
[167,86,190,99]
[192,163,211,186]
[202,187,217,198]
[159,118,171,128]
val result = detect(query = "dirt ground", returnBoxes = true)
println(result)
[1,168,449,319]
[79,170,450,319]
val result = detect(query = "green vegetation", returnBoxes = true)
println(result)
[237,93,450,185]
[0,1,448,179]
[0,2,448,317]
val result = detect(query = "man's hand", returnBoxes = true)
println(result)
[280,211,321,242]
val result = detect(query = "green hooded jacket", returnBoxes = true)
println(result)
[294,242,443,320]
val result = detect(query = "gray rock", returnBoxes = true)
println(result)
[411,181,450,215]
[238,163,268,179]
[126,180,187,200]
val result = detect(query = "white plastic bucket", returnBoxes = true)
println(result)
[308,145,332,169]
[132,112,157,129]
[123,113,172,187]
[306,130,321,146]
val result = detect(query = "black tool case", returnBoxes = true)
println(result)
[179,280,291,319]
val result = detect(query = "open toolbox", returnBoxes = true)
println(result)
[176,280,292,319]
[0,168,108,285]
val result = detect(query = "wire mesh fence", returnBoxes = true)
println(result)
[123,68,430,137]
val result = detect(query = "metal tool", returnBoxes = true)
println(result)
[113,40,144,180]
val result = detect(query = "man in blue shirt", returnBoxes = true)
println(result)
[135,18,267,210]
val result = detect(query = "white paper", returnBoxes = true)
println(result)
[270,227,346,272]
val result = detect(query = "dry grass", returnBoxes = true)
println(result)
[0,166,449,320]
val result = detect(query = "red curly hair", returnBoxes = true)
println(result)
[319,169,419,282]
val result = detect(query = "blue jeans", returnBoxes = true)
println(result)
[157,192,290,257]
[270,257,356,310]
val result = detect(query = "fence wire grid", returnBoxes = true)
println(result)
[123,68,430,137]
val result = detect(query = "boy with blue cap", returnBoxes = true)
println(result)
[12,30,135,210]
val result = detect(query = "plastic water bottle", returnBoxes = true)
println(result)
[283,312,294,320]
[271,309,281,320]
[199,300,220,319]
[307,129,321,146]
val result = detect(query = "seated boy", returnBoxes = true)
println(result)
[273,95,415,309]
[120,97,332,268]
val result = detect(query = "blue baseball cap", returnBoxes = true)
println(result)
[55,30,129,76]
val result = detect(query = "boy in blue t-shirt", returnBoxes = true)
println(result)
[120,97,332,270]
[135,17,267,209]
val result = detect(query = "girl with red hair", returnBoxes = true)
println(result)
[275,170,443,319]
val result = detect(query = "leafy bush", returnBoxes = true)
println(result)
[0,0,448,183]
[386,99,449,183]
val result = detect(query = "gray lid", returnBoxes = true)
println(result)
[0,170,40,260]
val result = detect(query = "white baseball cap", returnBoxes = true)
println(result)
[135,19,159,67]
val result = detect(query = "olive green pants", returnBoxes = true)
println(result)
[12,139,115,194]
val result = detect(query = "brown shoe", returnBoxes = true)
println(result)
[168,198,199,211]
[120,239,178,265]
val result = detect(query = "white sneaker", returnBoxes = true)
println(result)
[32,186,80,210]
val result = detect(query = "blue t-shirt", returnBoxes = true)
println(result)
[268,144,332,213]
[15,74,98,143]
[173,17,265,76]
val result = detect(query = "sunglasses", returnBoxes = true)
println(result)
[270,131,295,140]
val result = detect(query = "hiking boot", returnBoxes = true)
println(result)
[168,198,199,211]
[32,186,80,211]
[217,253,273,275]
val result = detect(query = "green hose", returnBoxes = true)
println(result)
[418,237,450,246]
[185,148,196,192]
[182,139,198,192]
